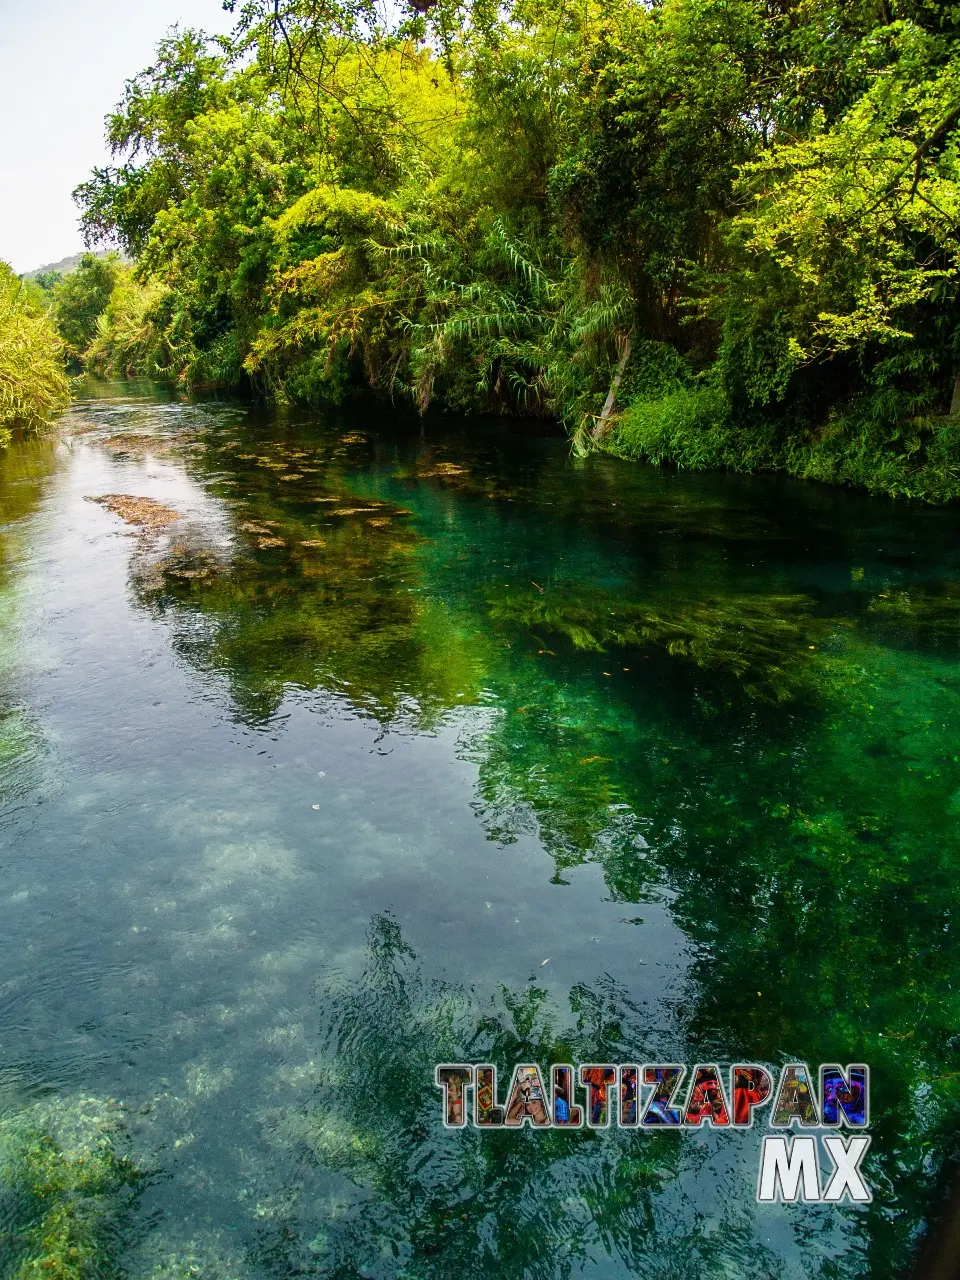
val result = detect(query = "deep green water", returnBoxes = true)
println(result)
[2,382,960,1277]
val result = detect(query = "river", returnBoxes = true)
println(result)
[1,380,959,1278]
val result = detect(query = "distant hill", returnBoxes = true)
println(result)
[22,249,132,281]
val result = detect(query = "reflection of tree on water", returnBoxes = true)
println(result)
[129,482,490,727]
[0,437,62,818]
[110,410,511,729]
[252,915,784,1280]
[109,418,960,1274]
[470,631,960,1274]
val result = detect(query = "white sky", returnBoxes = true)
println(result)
[0,0,235,273]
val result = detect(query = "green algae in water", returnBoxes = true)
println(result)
[487,583,829,701]
[129,482,492,726]
[0,1098,145,1280]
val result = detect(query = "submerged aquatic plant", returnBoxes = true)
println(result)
[864,582,960,651]
[122,435,492,726]
[0,1096,146,1279]
[87,494,183,537]
[488,584,829,701]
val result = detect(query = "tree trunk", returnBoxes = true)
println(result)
[592,334,632,442]
[951,365,960,418]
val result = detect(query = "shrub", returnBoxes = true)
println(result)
[0,263,69,443]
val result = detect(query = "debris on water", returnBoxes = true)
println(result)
[256,537,286,549]
[419,462,468,479]
[61,421,102,435]
[96,433,154,452]
[87,493,182,534]
[278,474,303,481]
[300,539,327,547]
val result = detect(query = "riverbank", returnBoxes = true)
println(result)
[599,388,960,503]
[33,246,960,503]
[0,262,69,444]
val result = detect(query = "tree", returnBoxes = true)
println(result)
[52,252,124,363]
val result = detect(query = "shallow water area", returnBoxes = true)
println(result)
[1,381,960,1278]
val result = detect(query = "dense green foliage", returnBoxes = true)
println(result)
[0,264,69,444]
[61,0,960,498]
[49,253,125,364]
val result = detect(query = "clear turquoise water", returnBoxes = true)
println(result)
[2,382,960,1277]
